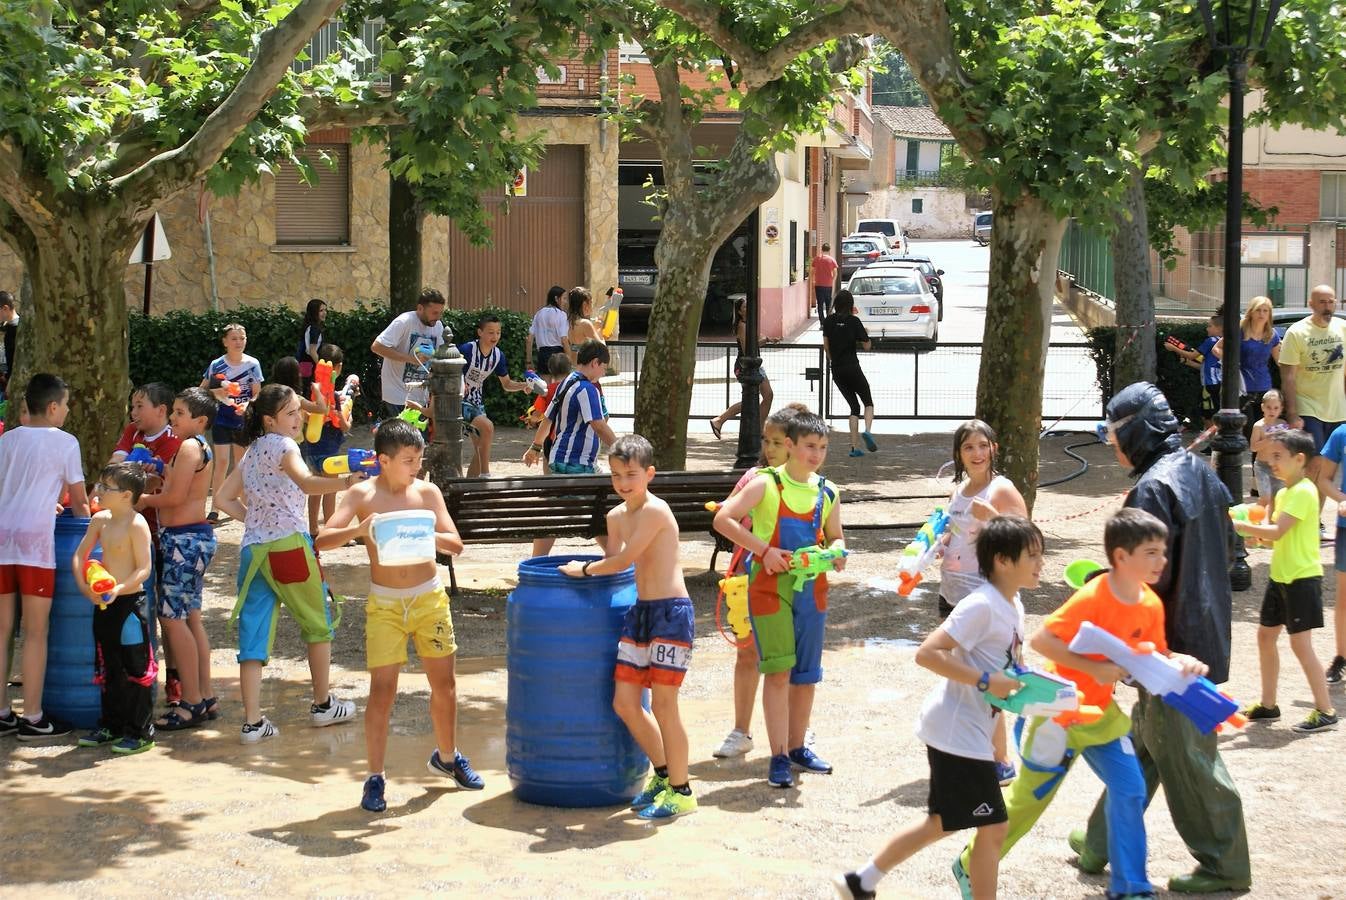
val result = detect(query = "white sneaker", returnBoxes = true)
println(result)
[713,729,753,758]
[240,716,279,744]
[311,694,357,727]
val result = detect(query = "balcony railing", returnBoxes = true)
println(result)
[894,168,964,188]
[290,20,389,84]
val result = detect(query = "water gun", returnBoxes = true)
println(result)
[984,664,1103,726]
[786,545,848,593]
[322,448,380,477]
[306,359,337,442]
[523,370,549,396]
[337,374,361,421]
[398,407,429,432]
[1228,503,1266,524]
[599,288,622,339]
[1164,335,1203,362]
[214,377,246,411]
[896,506,950,596]
[1067,621,1247,734]
[83,559,115,609]
[125,443,164,476]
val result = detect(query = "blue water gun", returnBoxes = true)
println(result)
[125,443,164,476]
[896,506,950,596]
[322,448,380,477]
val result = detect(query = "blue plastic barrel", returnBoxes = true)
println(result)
[43,513,101,728]
[506,555,649,807]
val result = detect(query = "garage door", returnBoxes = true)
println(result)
[446,144,585,314]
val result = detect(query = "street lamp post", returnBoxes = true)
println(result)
[1198,0,1282,592]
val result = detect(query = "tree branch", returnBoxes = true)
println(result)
[300,92,407,130]
[109,0,343,206]
[0,139,59,236]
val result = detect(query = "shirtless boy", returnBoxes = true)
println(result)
[73,463,156,755]
[560,434,696,821]
[316,418,483,813]
[138,387,220,729]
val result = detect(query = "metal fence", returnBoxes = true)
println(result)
[603,340,1104,424]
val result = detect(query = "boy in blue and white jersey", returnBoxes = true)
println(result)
[458,314,527,478]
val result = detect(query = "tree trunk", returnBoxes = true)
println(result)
[974,195,1066,511]
[387,68,423,314]
[634,225,713,470]
[12,217,139,475]
[1110,166,1157,391]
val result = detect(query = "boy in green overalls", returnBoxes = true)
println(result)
[714,411,846,788]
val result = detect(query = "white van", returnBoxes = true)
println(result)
[855,218,908,255]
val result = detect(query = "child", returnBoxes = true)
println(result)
[560,434,697,820]
[834,515,1042,900]
[938,420,1030,785]
[1164,317,1221,428]
[960,508,1208,900]
[459,314,528,478]
[138,388,219,728]
[713,403,806,760]
[200,322,263,522]
[213,384,357,743]
[0,374,89,740]
[1250,388,1288,509]
[316,418,482,813]
[1233,429,1337,732]
[277,347,348,535]
[72,463,155,754]
[713,411,846,787]
[1315,420,1346,686]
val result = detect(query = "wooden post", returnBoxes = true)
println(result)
[426,346,465,486]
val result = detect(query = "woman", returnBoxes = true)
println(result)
[709,297,773,440]
[564,286,603,364]
[526,285,569,374]
[821,289,878,456]
[295,298,326,396]
[1212,295,1281,441]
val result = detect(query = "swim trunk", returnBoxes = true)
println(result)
[0,564,55,598]
[749,581,827,684]
[366,576,457,669]
[549,460,597,476]
[462,400,487,423]
[926,745,1008,831]
[615,597,694,688]
[212,423,245,446]
[157,523,218,619]
[233,533,335,664]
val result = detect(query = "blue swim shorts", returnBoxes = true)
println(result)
[615,597,694,688]
[158,524,217,620]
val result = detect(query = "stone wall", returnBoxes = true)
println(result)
[856,186,975,239]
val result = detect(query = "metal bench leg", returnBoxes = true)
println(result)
[448,556,458,597]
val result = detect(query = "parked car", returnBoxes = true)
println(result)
[618,235,659,305]
[845,263,940,348]
[885,255,945,317]
[972,211,992,245]
[839,236,894,282]
[856,218,909,255]
[1270,307,1346,330]
[617,232,746,327]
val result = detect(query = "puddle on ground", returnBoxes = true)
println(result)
[861,637,919,651]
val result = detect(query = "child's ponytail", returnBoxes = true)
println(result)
[240,384,295,447]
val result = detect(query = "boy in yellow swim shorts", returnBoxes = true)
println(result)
[317,418,482,812]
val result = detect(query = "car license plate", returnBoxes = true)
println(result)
[623,274,653,285]
[868,306,903,316]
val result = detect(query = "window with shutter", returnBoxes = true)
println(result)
[274,144,351,246]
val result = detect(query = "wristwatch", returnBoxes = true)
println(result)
[976,671,991,693]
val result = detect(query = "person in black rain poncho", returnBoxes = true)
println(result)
[1073,382,1252,894]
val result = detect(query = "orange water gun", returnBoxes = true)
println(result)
[305,359,337,442]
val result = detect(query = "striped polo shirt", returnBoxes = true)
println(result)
[458,340,508,406]
[546,371,604,468]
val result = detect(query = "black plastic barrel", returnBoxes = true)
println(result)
[506,555,648,807]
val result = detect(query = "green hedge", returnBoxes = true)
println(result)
[128,303,535,427]
[1084,321,1279,426]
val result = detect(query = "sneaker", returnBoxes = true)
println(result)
[1243,703,1281,721]
[862,431,878,453]
[832,872,875,900]
[630,772,669,809]
[361,774,387,812]
[995,759,1017,786]
[1291,709,1339,734]
[16,714,72,742]
[310,694,357,728]
[952,857,973,900]
[848,448,864,457]
[713,729,753,758]
[427,749,485,789]
[77,727,116,747]
[788,745,833,774]
[110,736,155,755]
[1068,828,1108,874]
[768,753,794,788]
[637,787,698,820]
[0,711,18,737]
[240,717,279,744]
[165,668,182,706]
[1326,655,1346,685]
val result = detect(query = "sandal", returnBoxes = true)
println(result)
[156,700,207,731]
[709,420,723,441]
[201,697,221,720]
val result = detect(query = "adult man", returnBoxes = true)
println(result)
[522,339,617,557]
[1279,284,1346,444]
[1073,382,1250,894]
[0,291,18,381]
[810,243,839,320]
[370,288,448,418]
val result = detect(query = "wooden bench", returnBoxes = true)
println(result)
[438,469,746,594]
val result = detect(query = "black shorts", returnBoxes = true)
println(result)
[211,423,245,445]
[1260,576,1324,634]
[926,745,1007,831]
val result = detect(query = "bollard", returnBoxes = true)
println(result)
[426,345,465,483]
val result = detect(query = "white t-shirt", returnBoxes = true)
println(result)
[529,305,569,349]
[0,426,85,567]
[240,434,308,547]
[915,582,1025,761]
[374,311,446,406]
